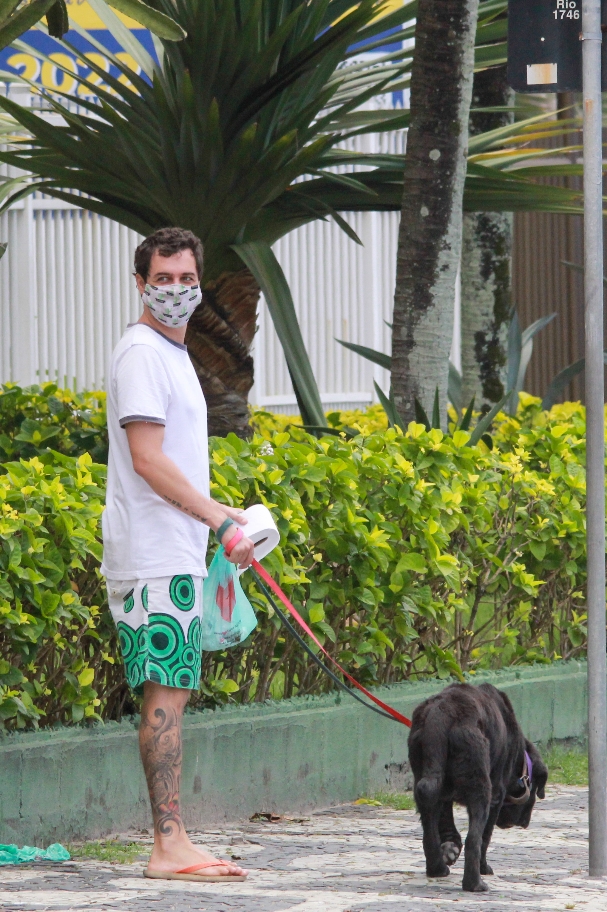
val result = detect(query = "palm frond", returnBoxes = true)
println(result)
[0,0,184,51]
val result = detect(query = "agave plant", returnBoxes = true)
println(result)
[453,308,605,416]
[340,302,591,421]
[0,0,184,50]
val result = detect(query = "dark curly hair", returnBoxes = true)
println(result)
[134,227,204,281]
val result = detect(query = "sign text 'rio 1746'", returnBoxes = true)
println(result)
[508,0,607,93]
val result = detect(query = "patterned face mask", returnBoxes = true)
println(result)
[142,283,202,327]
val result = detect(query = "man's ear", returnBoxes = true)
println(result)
[526,740,548,799]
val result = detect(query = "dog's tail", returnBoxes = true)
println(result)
[413,703,450,806]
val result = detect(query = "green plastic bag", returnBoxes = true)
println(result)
[0,843,70,865]
[201,547,257,651]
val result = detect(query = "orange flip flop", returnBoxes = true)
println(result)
[144,861,247,882]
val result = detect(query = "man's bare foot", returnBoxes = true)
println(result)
[147,833,248,877]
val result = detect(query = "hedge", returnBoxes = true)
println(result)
[0,384,593,731]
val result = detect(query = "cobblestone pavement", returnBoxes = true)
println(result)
[2,786,606,912]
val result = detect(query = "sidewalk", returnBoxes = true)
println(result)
[1,785,605,912]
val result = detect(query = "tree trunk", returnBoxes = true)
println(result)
[460,65,513,410]
[391,0,479,426]
[186,268,259,438]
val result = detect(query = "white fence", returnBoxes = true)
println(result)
[0,85,429,413]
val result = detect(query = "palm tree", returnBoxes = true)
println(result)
[460,62,514,411]
[0,0,515,435]
[391,0,480,426]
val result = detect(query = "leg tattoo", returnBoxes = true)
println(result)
[140,705,183,837]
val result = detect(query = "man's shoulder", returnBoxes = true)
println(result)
[111,324,166,364]
[119,323,164,350]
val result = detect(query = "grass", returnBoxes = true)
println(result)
[67,839,148,865]
[544,744,588,787]
[356,792,417,810]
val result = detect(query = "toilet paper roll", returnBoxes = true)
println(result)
[238,503,280,567]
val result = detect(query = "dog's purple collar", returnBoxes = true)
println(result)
[525,749,533,785]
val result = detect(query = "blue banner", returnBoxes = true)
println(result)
[0,1,154,94]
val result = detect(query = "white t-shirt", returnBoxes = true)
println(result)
[101,323,210,580]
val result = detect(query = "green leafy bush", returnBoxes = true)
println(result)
[0,388,595,729]
[0,453,111,729]
[251,404,390,438]
[0,383,108,464]
[202,419,587,704]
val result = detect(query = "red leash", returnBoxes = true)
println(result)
[252,559,412,728]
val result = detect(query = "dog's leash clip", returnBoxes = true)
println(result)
[504,751,533,805]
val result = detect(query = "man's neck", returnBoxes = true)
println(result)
[137,308,187,345]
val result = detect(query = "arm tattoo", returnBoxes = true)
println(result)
[139,706,183,837]
[161,494,208,524]
[162,495,183,509]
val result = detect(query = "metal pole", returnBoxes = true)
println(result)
[583,0,607,879]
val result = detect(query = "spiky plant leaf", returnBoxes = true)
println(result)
[374,382,402,429]
[506,312,522,410]
[0,0,57,51]
[414,397,431,432]
[541,353,607,410]
[104,0,185,40]
[431,386,441,430]
[448,361,463,415]
[460,398,475,432]
[233,241,325,428]
[335,339,391,371]
[468,390,512,445]
[541,359,586,411]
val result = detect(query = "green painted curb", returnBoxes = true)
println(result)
[0,660,588,844]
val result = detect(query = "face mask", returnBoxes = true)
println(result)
[142,283,202,327]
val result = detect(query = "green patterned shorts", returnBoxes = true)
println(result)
[106,575,203,693]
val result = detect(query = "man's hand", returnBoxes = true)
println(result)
[220,505,249,527]
[214,503,254,568]
[222,525,255,569]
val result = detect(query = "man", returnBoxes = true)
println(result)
[101,227,252,882]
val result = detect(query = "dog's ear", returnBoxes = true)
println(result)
[526,740,548,799]
[535,766,548,799]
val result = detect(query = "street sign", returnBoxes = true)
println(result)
[508,0,607,92]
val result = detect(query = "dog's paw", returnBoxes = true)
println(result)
[462,877,489,892]
[480,861,494,875]
[441,841,461,866]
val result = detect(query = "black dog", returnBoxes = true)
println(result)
[408,682,547,892]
